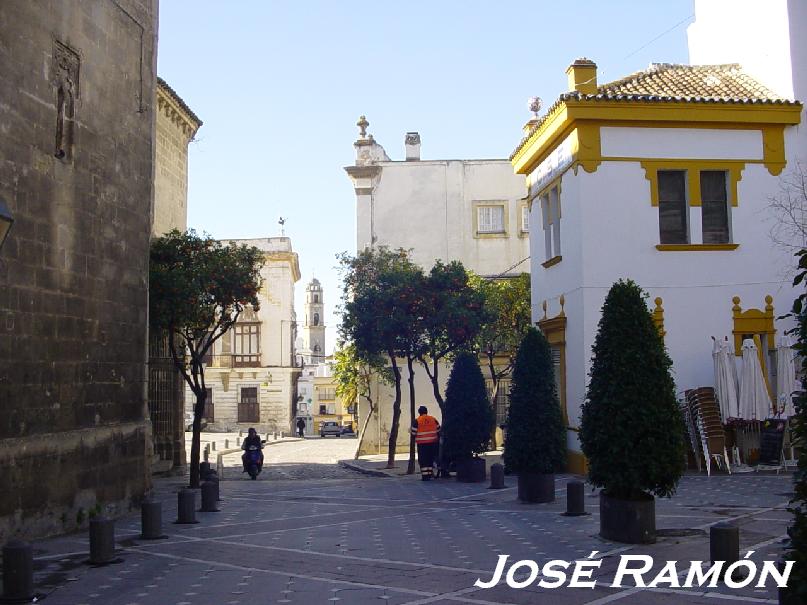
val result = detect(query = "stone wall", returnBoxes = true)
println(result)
[0,0,157,539]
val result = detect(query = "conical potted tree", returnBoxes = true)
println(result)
[580,279,685,544]
[442,351,494,483]
[504,327,565,503]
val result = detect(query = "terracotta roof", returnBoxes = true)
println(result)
[157,76,203,129]
[511,63,799,160]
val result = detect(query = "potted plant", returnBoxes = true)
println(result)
[503,327,565,503]
[580,279,685,544]
[442,351,494,482]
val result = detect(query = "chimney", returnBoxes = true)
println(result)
[405,132,421,161]
[566,58,597,95]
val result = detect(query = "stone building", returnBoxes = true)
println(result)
[0,0,157,538]
[149,79,201,473]
[344,122,528,455]
[298,277,326,365]
[186,237,301,434]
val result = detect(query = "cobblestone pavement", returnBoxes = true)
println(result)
[215,435,361,481]
[28,471,793,605]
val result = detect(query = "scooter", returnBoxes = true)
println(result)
[246,445,262,480]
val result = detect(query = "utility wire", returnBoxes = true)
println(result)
[623,13,695,61]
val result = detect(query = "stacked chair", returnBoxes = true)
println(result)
[685,387,731,476]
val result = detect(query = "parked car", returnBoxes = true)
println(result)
[340,425,355,436]
[184,412,208,431]
[320,421,342,438]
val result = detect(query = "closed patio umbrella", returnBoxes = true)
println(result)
[738,338,773,421]
[776,335,798,416]
[713,337,739,421]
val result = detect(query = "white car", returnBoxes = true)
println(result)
[320,421,342,438]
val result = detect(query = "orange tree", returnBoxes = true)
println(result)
[150,229,264,487]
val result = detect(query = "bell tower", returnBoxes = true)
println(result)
[301,278,325,364]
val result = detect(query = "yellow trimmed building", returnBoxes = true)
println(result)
[513,50,803,473]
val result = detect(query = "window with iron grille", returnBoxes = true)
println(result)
[486,378,511,427]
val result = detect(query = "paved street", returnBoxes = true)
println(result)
[27,452,793,605]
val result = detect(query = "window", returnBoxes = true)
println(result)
[540,184,561,262]
[313,294,319,303]
[313,313,320,326]
[203,387,214,421]
[319,404,327,415]
[233,323,260,367]
[318,388,336,400]
[701,170,730,244]
[521,205,530,232]
[238,386,259,422]
[658,170,688,244]
[477,205,505,234]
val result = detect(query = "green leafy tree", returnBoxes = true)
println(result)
[580,279,684,500]
[472,272,532,444]
[503,327,565,474]
[783,249,807,605]
[417,260,488,412]
[332,341,390,459]
[150,229,264,488]
[442,352,494,464]
[338,247,422,467]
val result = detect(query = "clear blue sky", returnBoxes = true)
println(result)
[157,1,693,354]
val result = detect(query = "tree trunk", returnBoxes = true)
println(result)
[488,352,500,449]
[354,388,376,460]
[189,388,207,488]
[386,353,402,468]
[406,355,417,475]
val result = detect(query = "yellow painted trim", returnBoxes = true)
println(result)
[639,161,744,207]
[542,255,562,268]
[566,449,588,476]
[472,200,509,239]
[652,297,666,339]
[572,122,602,173]
[656,244,739,251]
[732,295,776,354]
[511,100,801,176]
[538,296,568,427]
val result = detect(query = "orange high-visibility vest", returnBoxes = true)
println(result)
[414,415,439,444]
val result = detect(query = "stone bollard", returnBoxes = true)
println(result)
[89,516,116,565]
[273,432,277,441]
[710,522,740,582]
[211,441,216,451]
[207,471,220,501]
[562,481,589,516]
[239,429,243,437]
[489,463,505,489]
[224,439,229,449]
[200,481,219,512]
[203,446,209,462]
[236,437,241,446]
[200,461,212,480]
[2,540,34,602]
[176,489,198,524]
[140,500,163,540]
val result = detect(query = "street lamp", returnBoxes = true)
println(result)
[0,197,13,252]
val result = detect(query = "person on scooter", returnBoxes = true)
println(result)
[241,427,264,472]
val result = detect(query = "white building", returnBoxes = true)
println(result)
[344,121,528,454]
[186,237,301,434]
[512,1,804,473]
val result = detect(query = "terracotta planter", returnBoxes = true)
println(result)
[599,492,656,544]
[517,472,555,503]
[456,457,486,483]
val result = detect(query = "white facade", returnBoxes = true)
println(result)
[345,124,528,454]
[518,14,804,469]
[185,237,302,434]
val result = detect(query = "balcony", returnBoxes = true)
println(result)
[203,354,261,369]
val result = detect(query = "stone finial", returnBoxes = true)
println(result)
[558,294,566,317]
[765,295,774,313]
[357,115,369,138]
[732,296,742,314]
[528,96,542,118]
[542,300,547,320]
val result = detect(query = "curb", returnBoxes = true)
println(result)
[338,460,393,478]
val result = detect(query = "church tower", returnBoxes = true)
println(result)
[301,278,325,364]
